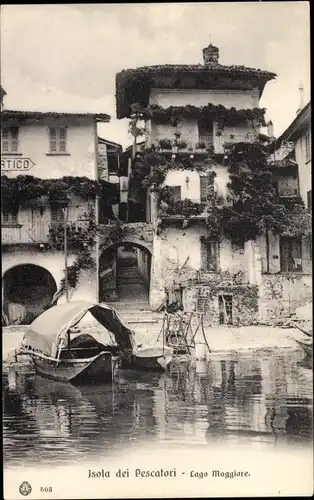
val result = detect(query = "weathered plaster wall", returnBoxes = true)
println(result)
[164,170,201,202]
[187,283,259,326]
[2,116,98,180]
[259,274,312,323]
[2,246,98,308]
[137,248,150,286]
[295,127,311,207]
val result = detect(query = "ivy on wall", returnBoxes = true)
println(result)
[1,175,109,212]
[130,139,311,241]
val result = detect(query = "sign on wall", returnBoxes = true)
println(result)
[1,157,35,172]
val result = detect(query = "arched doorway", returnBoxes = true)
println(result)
[3,264,57,325]
[99,242,152,306]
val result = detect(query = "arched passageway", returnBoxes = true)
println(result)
[2,264,57,325]
[99,242,152,306]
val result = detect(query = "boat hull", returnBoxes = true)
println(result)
[293,334,313,358]
[27,351,116,384]
[121,347,173,372]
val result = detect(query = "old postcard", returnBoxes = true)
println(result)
[2,2,312,499]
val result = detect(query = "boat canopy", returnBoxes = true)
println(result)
[21,301,136,359]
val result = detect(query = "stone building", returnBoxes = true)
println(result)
[1,92,120,325]
[110,42,311,325]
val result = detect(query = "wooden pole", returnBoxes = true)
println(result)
[63,207,69,303]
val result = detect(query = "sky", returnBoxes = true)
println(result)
[1,2,310,148]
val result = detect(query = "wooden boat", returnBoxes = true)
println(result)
[19,301,136,384]
[293,332,313,358]
[19,301,173,381]
[121,345,173,372]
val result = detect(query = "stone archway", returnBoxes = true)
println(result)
[99,240,152,305]
[2,264,57,325]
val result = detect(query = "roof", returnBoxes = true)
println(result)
[116,63,277,119]
[21,300,135,358]
[275,102,311,146]
[98,136,123,149]
[2,109,111,122]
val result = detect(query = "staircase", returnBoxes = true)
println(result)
[107,265,163,345]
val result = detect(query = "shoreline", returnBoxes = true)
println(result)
[2,324,305,372]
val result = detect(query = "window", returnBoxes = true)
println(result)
[50,205,65,223]
[200,238,218,271]
[200,176,209,202]
[307,190,312,209]
[198,119,213,149]
[49,127,67,153]
[305,132,311,163]
[277,175,299,197]
[1,127,19,153]
[168,186,181,203]
[218,295,233,325]
[1,210,18,225]
[280,236,302,272]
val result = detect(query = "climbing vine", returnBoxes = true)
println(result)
[1,175,113,212]
[48,205,97,295]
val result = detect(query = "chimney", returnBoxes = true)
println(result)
[267,120,274,139]
[296,82,304,114]
[202,40,219,65]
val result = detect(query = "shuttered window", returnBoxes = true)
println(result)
[2,212,18,224]
[200,239,218,271]
[200,176,209,202]
[305,132,311,163]
[49,127,67,153]
[50,205,65,222]
[1,127,19,153]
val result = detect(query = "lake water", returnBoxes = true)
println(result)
[3,348,313,469]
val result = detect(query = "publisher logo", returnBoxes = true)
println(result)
[19,482,32,496]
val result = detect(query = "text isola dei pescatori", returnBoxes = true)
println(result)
[88,469,251,479]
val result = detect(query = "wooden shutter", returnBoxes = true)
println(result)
[51,205,64,222]
[49,128,57,152]
[2,128,9,152]
[280,237,289,272]
[307,190,312,209]
[59,127,67,152]
[10,127,19,152]
[200,176,209,202]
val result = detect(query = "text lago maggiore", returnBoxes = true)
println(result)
[88,469,251,479]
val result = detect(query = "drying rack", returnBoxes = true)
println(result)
[155,311,211,355]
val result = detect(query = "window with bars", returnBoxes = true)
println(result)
[50,205,65,223]
[200,238,218,272]
[49,127,68,153]
[280,236,303,272]
[1,127,19,153]
[305,132,311,163]
[2,211,18,224]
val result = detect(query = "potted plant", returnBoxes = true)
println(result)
[176,140,187,149]
[158,138,173,150]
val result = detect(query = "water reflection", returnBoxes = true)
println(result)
[3,349,313,467]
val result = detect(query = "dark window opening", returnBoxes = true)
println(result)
[307,190,312,209]
[280,236,302,272]
[168,186,181,203]
[201,239,218,272]
[200,176,209,202]
[218,294,233,325]
[198,118,213,149]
